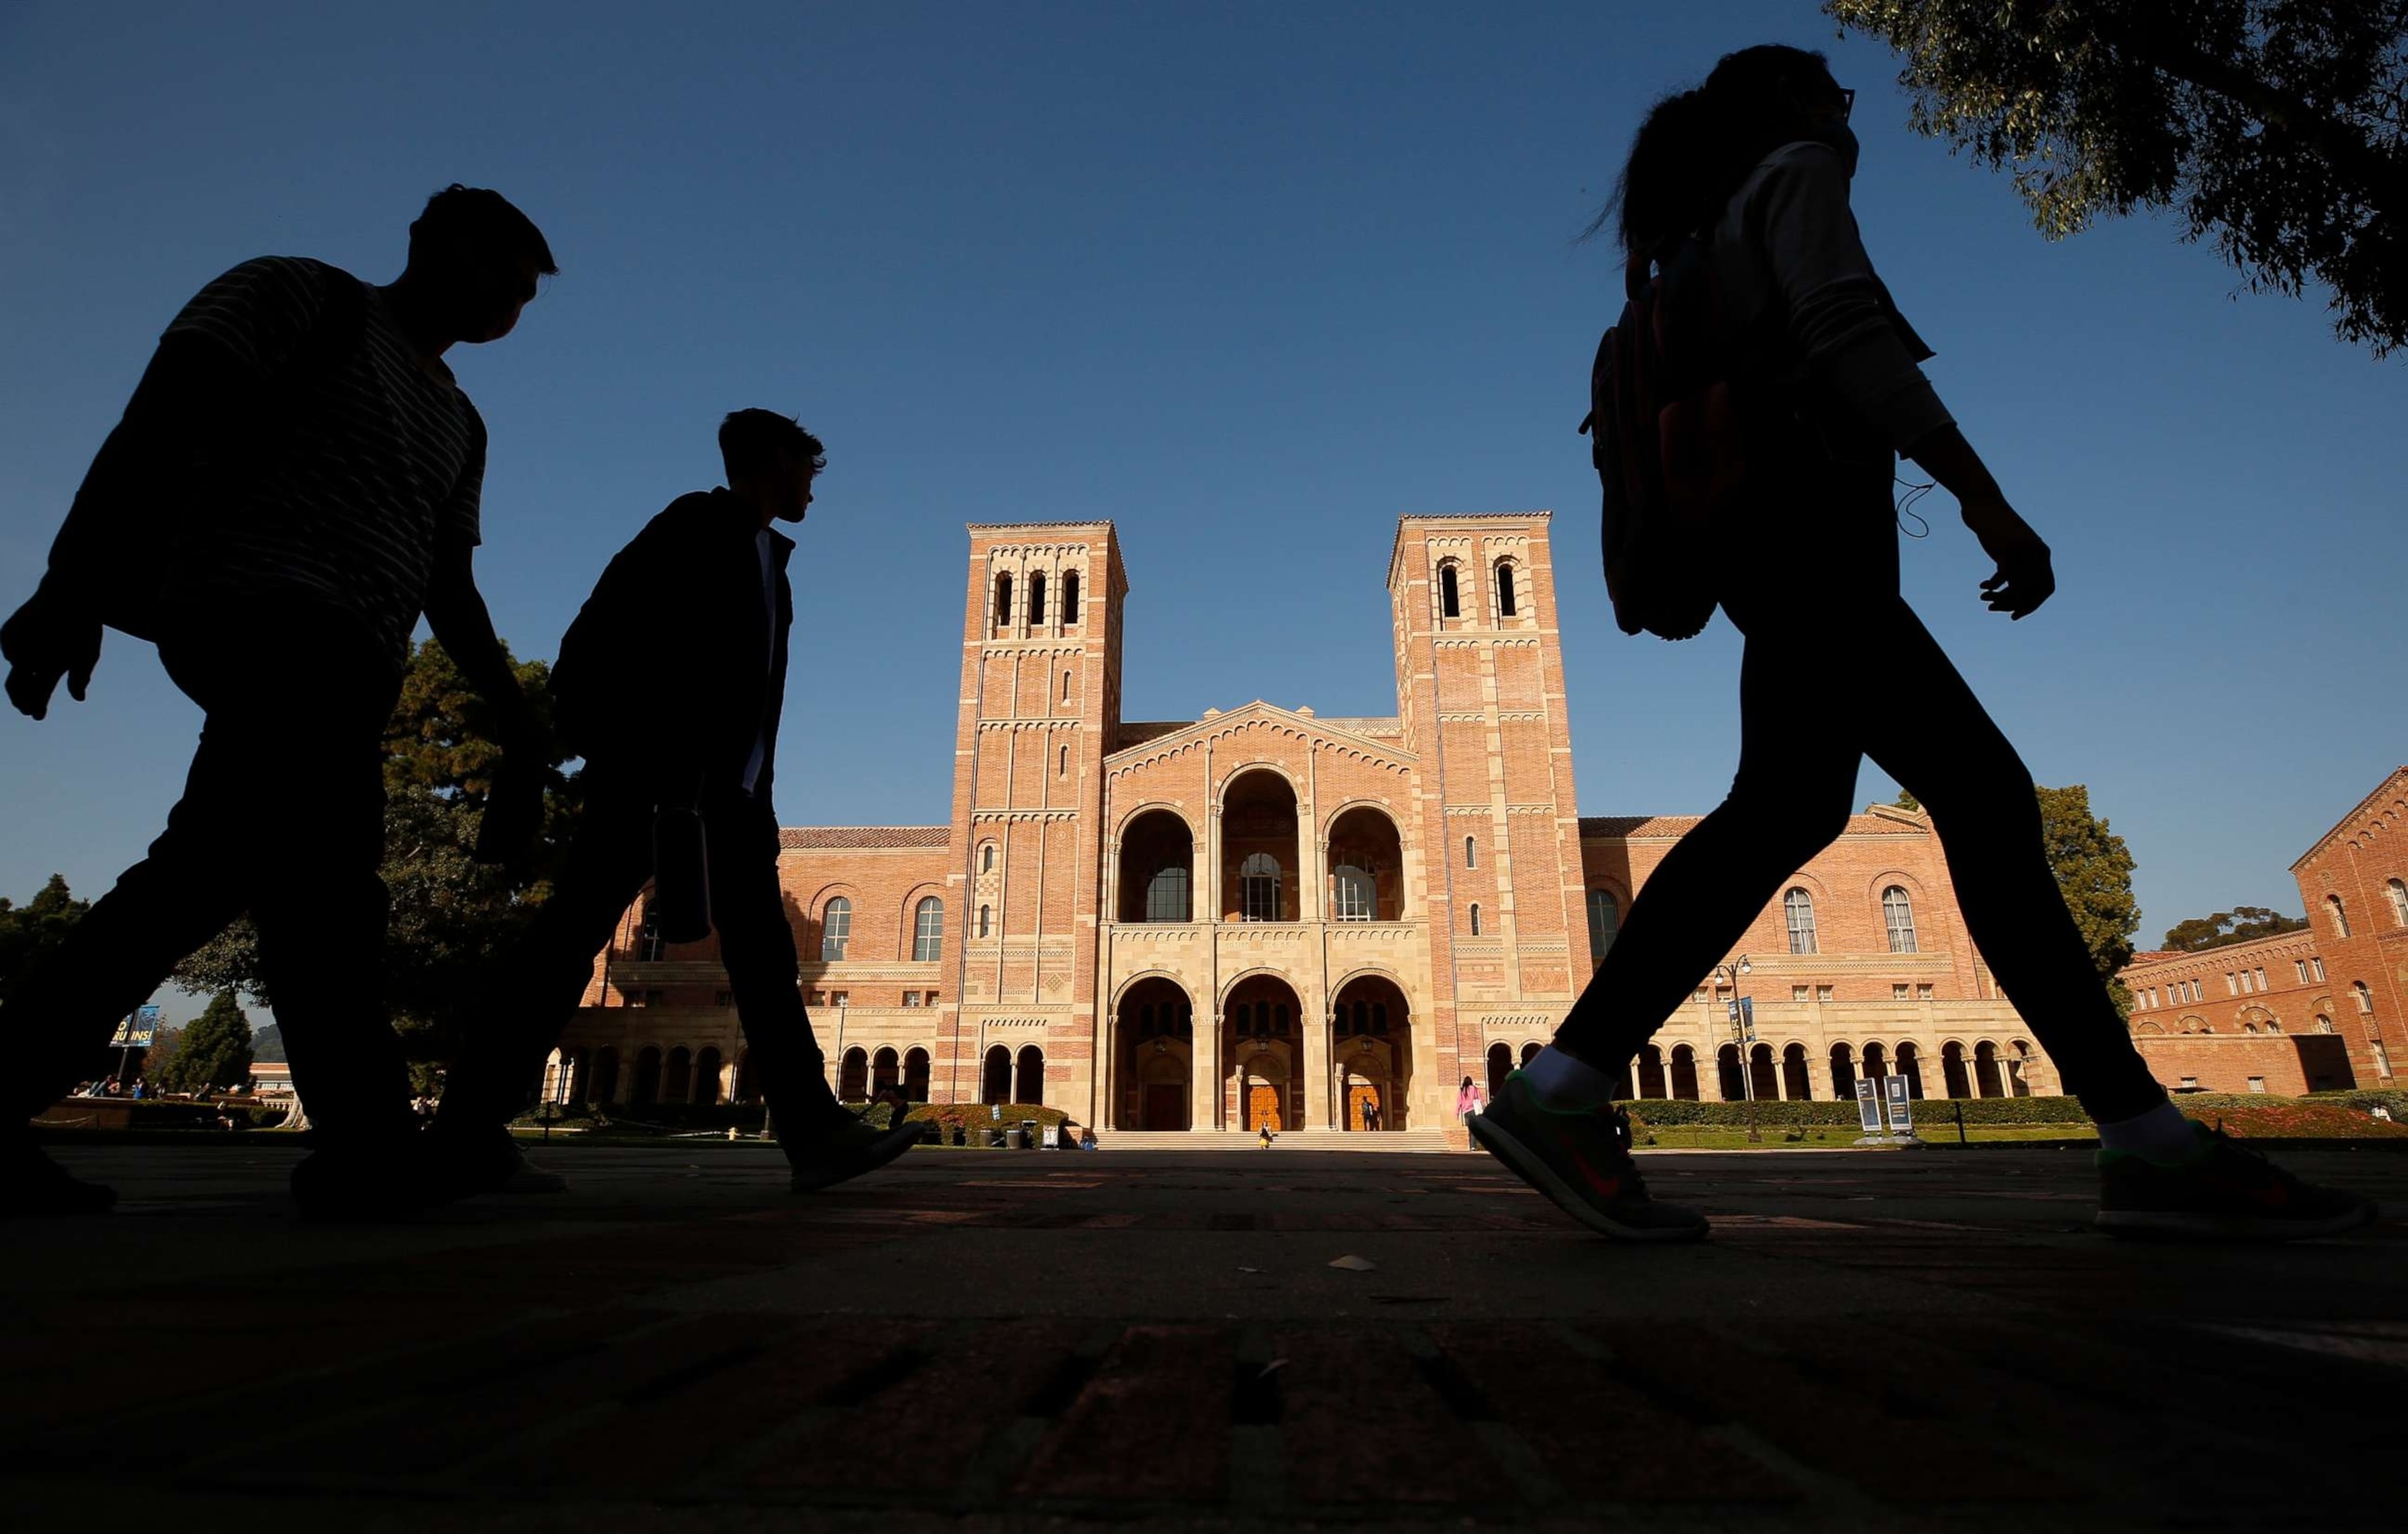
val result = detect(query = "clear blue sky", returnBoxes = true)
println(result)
[4,2,2401,1026]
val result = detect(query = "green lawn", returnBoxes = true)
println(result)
[1632,1124,2094,1151]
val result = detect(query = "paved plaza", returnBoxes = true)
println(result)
[5,1141,2404,1531]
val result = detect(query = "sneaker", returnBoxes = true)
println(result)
[2096,1121,2378,1242]
[786,1115,923,1192]
[1468,1072,1708,1242]
[2,1140,117,1219]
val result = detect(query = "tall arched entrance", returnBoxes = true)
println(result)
[1330,974,1412,1131]
[1114,976,1195,1130]
[1224,973,1302,1131]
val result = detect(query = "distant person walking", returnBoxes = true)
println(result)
[1455,1075,1482,1120]
[434,412,920,1196]
[1472,45,2371,1244]
[2,187,555,1220]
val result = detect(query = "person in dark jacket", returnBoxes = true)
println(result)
[1469,44,2372,1246]
[434,410,919,1194]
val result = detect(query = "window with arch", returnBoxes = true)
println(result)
[2315,1014,2336,1034]
[819,897,851,961]
[1028,570,1047,627]
[635,901,666,962]
[1061,670,1072,702]
[1587,888,1620,963]
[1881,886,1918,953]
[2389,877,2408,927]
[980,843,996,872]
[1331,863,1376,920]
[1146,862,1191,923]
[1061,568,1080,624]
[1238,852,1282,923]
[1494,559,1518,618]
[977,903,992,938]
[1059,745,1069,777]
[1469,902,1483,937]
[1464,835,1477,869]
[2355,981,2377,1015]
[993,571,1014,630]
[1783,887,1819,955]
[912,897,944,962]
[1439,562,1460,618]
[2327,894,2351,937]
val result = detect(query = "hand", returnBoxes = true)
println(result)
[2,590,103,720]
[1963,496,2054,620]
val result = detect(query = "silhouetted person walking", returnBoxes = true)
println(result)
[2,187,555,1220]
[434,412,919,1195]
[1471,45,2371,1244]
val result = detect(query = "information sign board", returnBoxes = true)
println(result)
[1883,1075,1914,1133]
[1853,1079,1884,1134]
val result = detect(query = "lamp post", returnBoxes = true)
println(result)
[1708,956,1758,1143]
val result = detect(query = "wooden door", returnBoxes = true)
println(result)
[1246,1084,1282,1133]
[1143,1083,1183,1130]
[1346,1083,1380,1131]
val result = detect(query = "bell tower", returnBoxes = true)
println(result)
[938,523,1128,1108]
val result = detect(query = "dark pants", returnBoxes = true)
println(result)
[437,774,840,1143]
[9,618,408,1146]
[1555,584,2167,1124]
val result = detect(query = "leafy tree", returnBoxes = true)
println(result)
[172,639,575,1093]
[139,1025,183,1084]
[0,873,89,1004]
[1895,789,1922,811]
[2161,905,2309,951]
[2036,783,2141,1017]
[248,1022,285,1063]
[154,992,252,1094]
[1826,0,2408,353]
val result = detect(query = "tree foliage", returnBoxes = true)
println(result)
[170,639,576,1091]
[1826,0,2408,352]
[2161,905,2308,951]
[2035,783,2141,1016]
[0,873,89,1005]
[153,991,253,1094]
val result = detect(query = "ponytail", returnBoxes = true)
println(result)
[1594,43,1836,257]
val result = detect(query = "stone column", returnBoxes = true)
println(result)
[1194,1011,1220,1131]
[1302,1003,1331,1130]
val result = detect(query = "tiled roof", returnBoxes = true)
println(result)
[778,827,952,850]
[1579,812,1926,840]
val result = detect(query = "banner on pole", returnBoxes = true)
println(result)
[108,1003,163,1050]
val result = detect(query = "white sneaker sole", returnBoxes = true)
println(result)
[1467,1111,1708,1244]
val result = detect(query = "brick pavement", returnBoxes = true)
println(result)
[5,1142,2403,1530]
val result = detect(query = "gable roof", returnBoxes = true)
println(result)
[778,827,951,850]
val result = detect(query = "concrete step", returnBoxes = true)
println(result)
[1093,1129,1458,1153]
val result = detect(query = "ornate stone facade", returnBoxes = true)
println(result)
[552,514,2058,1141]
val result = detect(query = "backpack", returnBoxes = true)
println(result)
[1578,234,1751,640]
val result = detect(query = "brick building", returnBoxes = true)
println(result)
[2123,767,2408,1096]
[549,514,2054,1143]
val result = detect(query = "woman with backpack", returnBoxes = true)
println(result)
[1469,44,2370,1245]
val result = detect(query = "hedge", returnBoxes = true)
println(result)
[1617,1089,2408,1133]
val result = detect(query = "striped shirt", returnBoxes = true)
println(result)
[163,256,484,665]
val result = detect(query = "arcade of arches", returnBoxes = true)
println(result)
[1104,971,1416,1133]
[1481,1035,2039,1104]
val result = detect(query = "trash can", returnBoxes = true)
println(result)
[1019,1119,1039,1149]
[1001,1128,1025,1150]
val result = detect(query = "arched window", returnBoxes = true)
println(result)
[912,897,945,961]
[2389,877,2408,927]
[903,1047,930,1103]
[977,904,992,938]
[1028,570,1047,627]
[662,1046,691,1104]
[1015,1045,1046,1105]
[1469,902,1483,937]
[1494,560,1518,618]
[1146,862,1191,923]
[993,571,1014,630]
[1238,852,1282,923]
[980,1045,1011,1104]
[1464,835,1477,869]
[981,842,995,872]
[2316,1014,2336,1034]
[2356,981,2377,1015]
[1059,745,1069,777]
[2327,894,2351,937]
[1783,887,1819,955]
[1439,562,1460,618]
[635,901,666,963]
[1061,569,1080,625]
[1881,887,1917,953]
[1331,863,1376,920]
[819,897,851,961]
[1587,889,1620,963]
[871,1046,900,1097]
